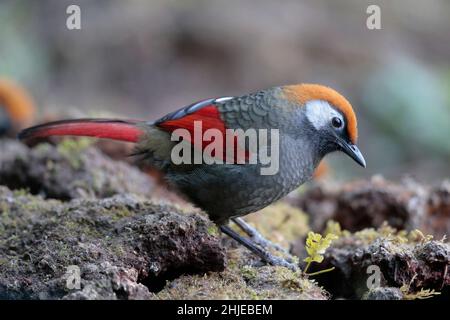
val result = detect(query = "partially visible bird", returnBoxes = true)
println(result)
[0,79,35,136]
[19,83,365,270]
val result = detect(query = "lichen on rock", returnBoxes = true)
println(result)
[307,223,450,299]
[0,183,325,300]
[0,139,154,200]
[0,186,225,299]
[1,138,448,300]
[295,175,450,238]
[156,250,327,300]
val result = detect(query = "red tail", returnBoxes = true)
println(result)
[18,118,145,143]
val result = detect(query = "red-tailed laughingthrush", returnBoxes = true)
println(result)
[19,84,366,270]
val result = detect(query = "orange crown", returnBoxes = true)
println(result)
[282,84,358,144]
[0,78,35,127]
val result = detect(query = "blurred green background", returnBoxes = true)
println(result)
[1,0,449,181]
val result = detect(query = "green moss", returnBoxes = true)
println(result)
[57,138,93,169]
[12,189,29,197]
[0,202,10,216]
[21,199,50,212]
[109,207,134,222]
[240,265,258,281]
[207,224,219,236]
[344,222,433,245]
[33,143,52,154]
[156,252,327,300]
[244,202,309,248]
[324,220,351,238]
[0,257,8,266]
[155,270,264,300]
[91,170,107,194]
[61,215,102,239]
[154,201,326,300]
[110,244,126,258]
[57,137,93,154]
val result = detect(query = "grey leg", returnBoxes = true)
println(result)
[220,225,298,271]
[232,217,295,262]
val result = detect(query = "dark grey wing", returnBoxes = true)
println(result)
[152,97,234,125]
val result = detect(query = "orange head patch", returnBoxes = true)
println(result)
[282,84,358,144]
[0,79,35,127]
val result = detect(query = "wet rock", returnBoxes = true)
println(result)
[424,181,450,238]
[0,186,225,299]
[154,203,325,300]
[0,139,327,300]
[308,227,450,299]
[63,264,153,300]
[0,139,154,200]
[295,176,450,238]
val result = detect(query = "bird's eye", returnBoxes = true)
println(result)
[331,117,343,128]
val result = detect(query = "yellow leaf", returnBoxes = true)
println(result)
[303,231,337,264]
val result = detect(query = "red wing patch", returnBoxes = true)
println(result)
[157,105,226,143]
[156,102,249,162]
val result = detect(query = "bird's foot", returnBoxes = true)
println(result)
[231,217,296,263]
[260,251,299,271]
[220,224,299,272]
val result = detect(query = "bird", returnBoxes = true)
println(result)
[0,78,35,136]
[18,83,365,270]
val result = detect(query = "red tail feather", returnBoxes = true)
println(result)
[18,119,144,143]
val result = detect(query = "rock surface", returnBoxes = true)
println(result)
[1,139,448,300]
[0,183,325,300]
[295,176,450,238]
[0,139,326,300]
[307,224,450,299]
[0,139,154,200]
[0,186,226,299]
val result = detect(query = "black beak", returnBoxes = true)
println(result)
[338,139,366,168]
